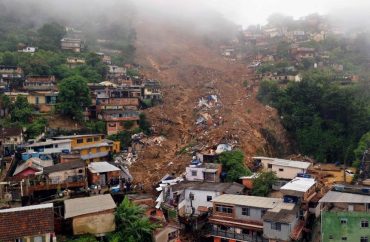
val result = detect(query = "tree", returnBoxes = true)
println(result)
[252,171,278,196]
[56,75,91,120]
[112,197,158,242]
[139,113,151,135]
[37,22,66,51]
[25,118,47,139]
[1,51,17,66]
[10,95,32,123]
[219,150,252,182]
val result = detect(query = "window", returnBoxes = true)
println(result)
[279,168,284,172]
[191,170,197,176]
[271,222,281,231]
[87,138,93,142]
[33,236,43,242]
[78,169,83,174]
[340,218,348,224]
[361,220,369,228]
[341,237,347,241]
[268,164,272,168]
[205,195,212,202]
[242,207,250,216]
[361,237,368,242]
[77,138,83,144]
[215,205,233,214]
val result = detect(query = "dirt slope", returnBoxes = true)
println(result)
[130,14,291,189]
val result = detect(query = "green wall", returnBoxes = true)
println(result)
[322,211,370,241]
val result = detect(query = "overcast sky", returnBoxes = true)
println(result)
[204,0,370,26]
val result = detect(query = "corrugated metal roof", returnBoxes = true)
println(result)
[280,177,316,192]
[211,194,283,209]
[319,191,370,204]
[64,194,116,218]
[88,162,120,173]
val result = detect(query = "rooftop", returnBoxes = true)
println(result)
[88,162,120,173]
[64,194,116,218]
[43,160,85,174]
[0,203,53,213]
[54,134,103,139]
[253,156,311,169]
[319,190,370,204]
[1,127,22,137]
[211,194,283,209]
[172,181,244,194]
[13,158,54,176]
[280,177,316,193]
[24,139,71,148]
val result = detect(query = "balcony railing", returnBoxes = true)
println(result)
[211,229,266,242]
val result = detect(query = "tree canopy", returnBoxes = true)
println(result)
[111,197,158,242]
[252,171,278,197]
[219,150,252,182]
[258,75,370,163]
[56,75,91,120]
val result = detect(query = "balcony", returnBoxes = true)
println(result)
[211,229,267,242]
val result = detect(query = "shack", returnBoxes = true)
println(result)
[64,194,116,236]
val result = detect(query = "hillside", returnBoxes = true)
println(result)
[129,13,292,188]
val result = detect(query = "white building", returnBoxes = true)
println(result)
[253,156,312,180]
[19,47,36,53]
[162,181,244,217]
[185,162,221,182]
[24,139,72,154]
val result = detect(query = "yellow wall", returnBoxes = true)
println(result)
[27,95,46,105]
[70,135,103,148]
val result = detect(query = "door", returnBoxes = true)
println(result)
[99,173,107,186]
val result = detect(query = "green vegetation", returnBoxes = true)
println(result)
[110,197,158,242]
[139,113,151,135]
[10,96,32,123]
[25,117,47,139]
[219,150,252,182]
[258,76,370,163]
[56,75,91,121]
[37,22,66,51]
[252,171,278,196]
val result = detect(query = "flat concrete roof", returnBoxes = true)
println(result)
[212,194,283,209]
[280,177,316,193]
[319,191,370,204]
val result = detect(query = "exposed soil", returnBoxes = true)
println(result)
[128,14,292,190]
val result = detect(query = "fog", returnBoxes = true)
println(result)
[0,0,370,35]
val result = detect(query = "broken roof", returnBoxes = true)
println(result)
[211,194,283,209]
[43,160,85,174]
[88,162,120,173]
[64,194,116,219]
[171,181,244,194]
[280,177,316,193]
[319,190,370,204]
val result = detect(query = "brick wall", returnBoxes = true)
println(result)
[0,207,54,242]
